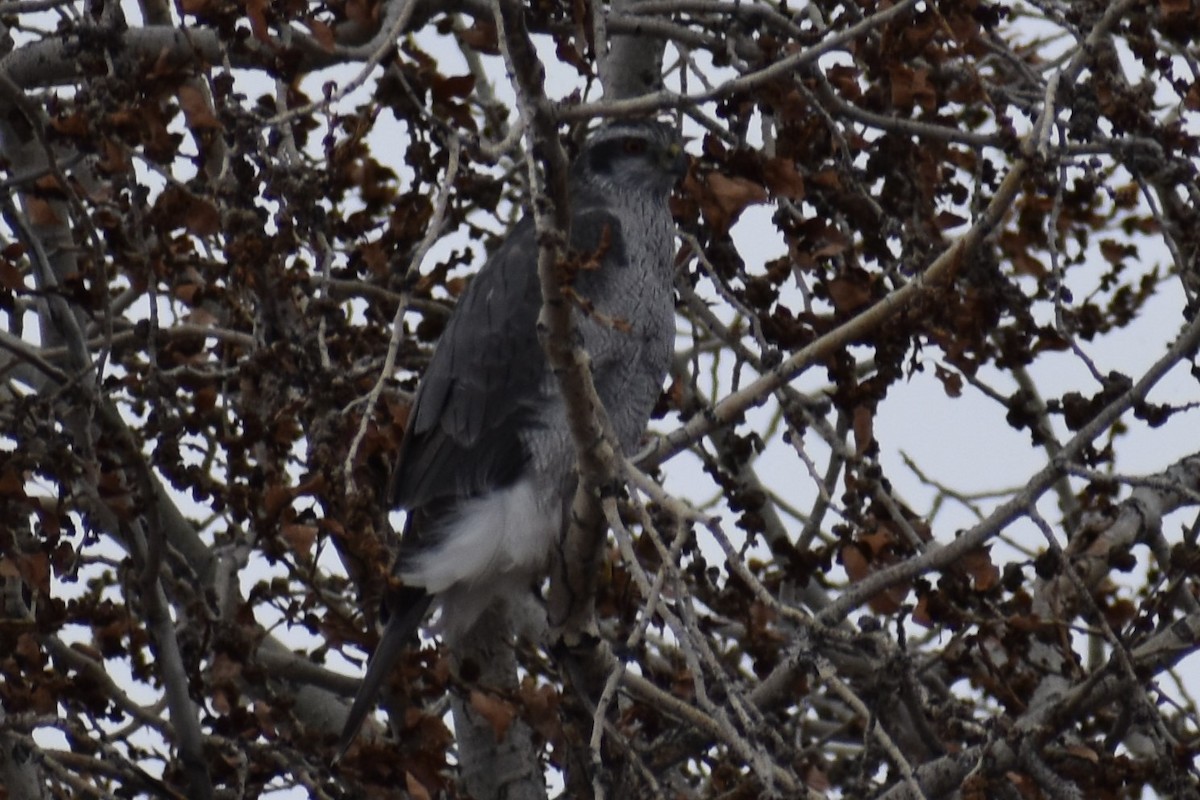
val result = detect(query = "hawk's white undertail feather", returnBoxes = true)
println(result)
[401,477,558,640]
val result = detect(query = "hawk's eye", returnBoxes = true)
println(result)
[622,138,648,155]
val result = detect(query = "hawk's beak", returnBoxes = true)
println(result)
[665,142,688,178]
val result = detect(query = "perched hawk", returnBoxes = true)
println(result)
[340,119,686,751]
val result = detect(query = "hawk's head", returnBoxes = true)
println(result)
[576,120,687,197]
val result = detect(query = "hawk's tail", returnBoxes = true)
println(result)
[335,588,432,761]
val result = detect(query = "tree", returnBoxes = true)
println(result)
[2,0,1199,796]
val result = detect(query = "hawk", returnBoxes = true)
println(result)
[340,119,686,751]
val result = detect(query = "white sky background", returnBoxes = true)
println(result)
[7,1,1200,797]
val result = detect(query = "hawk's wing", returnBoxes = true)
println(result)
[391,195,628,513]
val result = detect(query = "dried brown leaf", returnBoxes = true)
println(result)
[842,529,910,614]
[15,633,42,667]
[852,405,874,456]
[305,17,336,52]
[245,0,270,44]
[935,364,963,397]
[826,274,872,315]
[912,593,932,627]
[697,173,768,233]
[97,139,130,174]
[264,484,293,517]
[0,260,23,292]
[49,112,89,139]
[406,773,433,800]
[431,74,476,103]
[762,157,805,201]
[469,689,516,742]
[183,197,220,236]
[178,85,223,131]
[280,524,317,559]
[15,552,50,595]
[961,548,1000,591]
[459,21,500,54]
[889,64,937,111]
[519,677,563,742]
[26,198,61,227]
[345,0,377,26]
[1065,744,1100,764]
